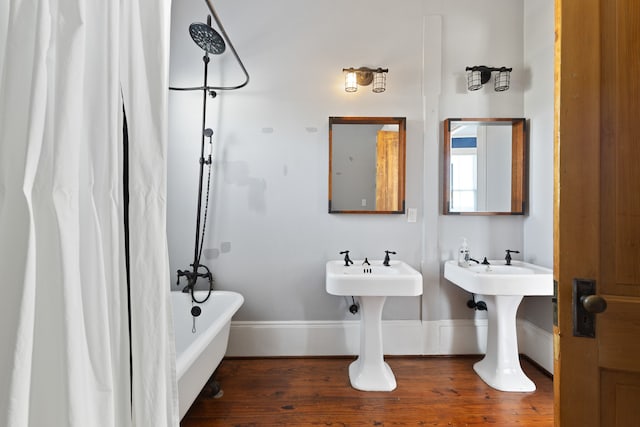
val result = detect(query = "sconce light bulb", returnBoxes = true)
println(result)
[494,70,511,92]
[467,70,483,91]
[345,71,358,92]
[372,71,386,93]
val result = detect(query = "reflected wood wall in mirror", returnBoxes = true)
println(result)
[329,117,406,214]
[443,118,527,215]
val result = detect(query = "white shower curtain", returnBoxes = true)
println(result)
[0,0,177,426]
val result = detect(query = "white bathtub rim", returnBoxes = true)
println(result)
[173,290,244,380]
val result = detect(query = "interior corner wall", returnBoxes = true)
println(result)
[429,0,526,324]
[521,0,555,333]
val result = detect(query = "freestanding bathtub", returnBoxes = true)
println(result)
[172,290,244,420]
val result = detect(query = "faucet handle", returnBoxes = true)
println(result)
[340,250,354,266]
[505,249,520,265]
[383,250,396,266]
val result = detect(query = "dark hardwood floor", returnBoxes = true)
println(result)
[181,356,553,426]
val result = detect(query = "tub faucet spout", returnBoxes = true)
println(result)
[177,264,213,292]
[177,269,198,293]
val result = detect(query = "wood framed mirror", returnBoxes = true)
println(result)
[443,118,527,215]
[329,117,406,214]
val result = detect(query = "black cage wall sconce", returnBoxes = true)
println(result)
[465,66,512,92]
[343,67,388,93]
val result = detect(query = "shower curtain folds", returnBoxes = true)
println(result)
[0,0,177,426]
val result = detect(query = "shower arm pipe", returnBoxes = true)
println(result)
[169,0,250,92]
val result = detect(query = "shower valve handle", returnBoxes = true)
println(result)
[176,269,188,285]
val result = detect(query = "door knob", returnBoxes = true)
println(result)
[581,294,607,314]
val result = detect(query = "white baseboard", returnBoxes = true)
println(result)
[226,318,553,374]
[435,319,487,355]
[517,319,554,374]
[227,320,424,357]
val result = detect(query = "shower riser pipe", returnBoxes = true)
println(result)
[191,53,210,272]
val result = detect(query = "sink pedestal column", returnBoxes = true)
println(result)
[349,296,396,391]
[473,295,536,392]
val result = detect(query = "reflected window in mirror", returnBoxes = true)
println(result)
[443,118,527,215]
[329,117,406,214]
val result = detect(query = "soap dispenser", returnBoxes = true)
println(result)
[458,238,470,267]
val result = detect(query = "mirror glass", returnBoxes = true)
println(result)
[329,117,406,213]
[443,118,526,215]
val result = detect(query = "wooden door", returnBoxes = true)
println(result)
[554,0,640,425]
[375,130,400,211]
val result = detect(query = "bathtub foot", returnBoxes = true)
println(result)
[207,378,224,399]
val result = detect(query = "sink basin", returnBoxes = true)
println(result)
[444,260,552,296]
[326,260,422,296]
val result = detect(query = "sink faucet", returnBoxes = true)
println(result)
[505,249,520,265]
[383,250,396,266]
[340,250,354,266]
[362,258,372,273]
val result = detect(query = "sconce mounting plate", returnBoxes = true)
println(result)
[479,69,492,85]
[356,71,373,86]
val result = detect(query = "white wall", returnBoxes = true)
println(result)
[521,0,555,332]
[168,0,554,360]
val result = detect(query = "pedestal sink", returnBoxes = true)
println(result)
[326,260,422,391]
[444,260,552,392]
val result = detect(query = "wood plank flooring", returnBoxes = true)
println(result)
[181,356,553,426]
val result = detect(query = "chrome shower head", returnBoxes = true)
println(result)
[189,22,226,55]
